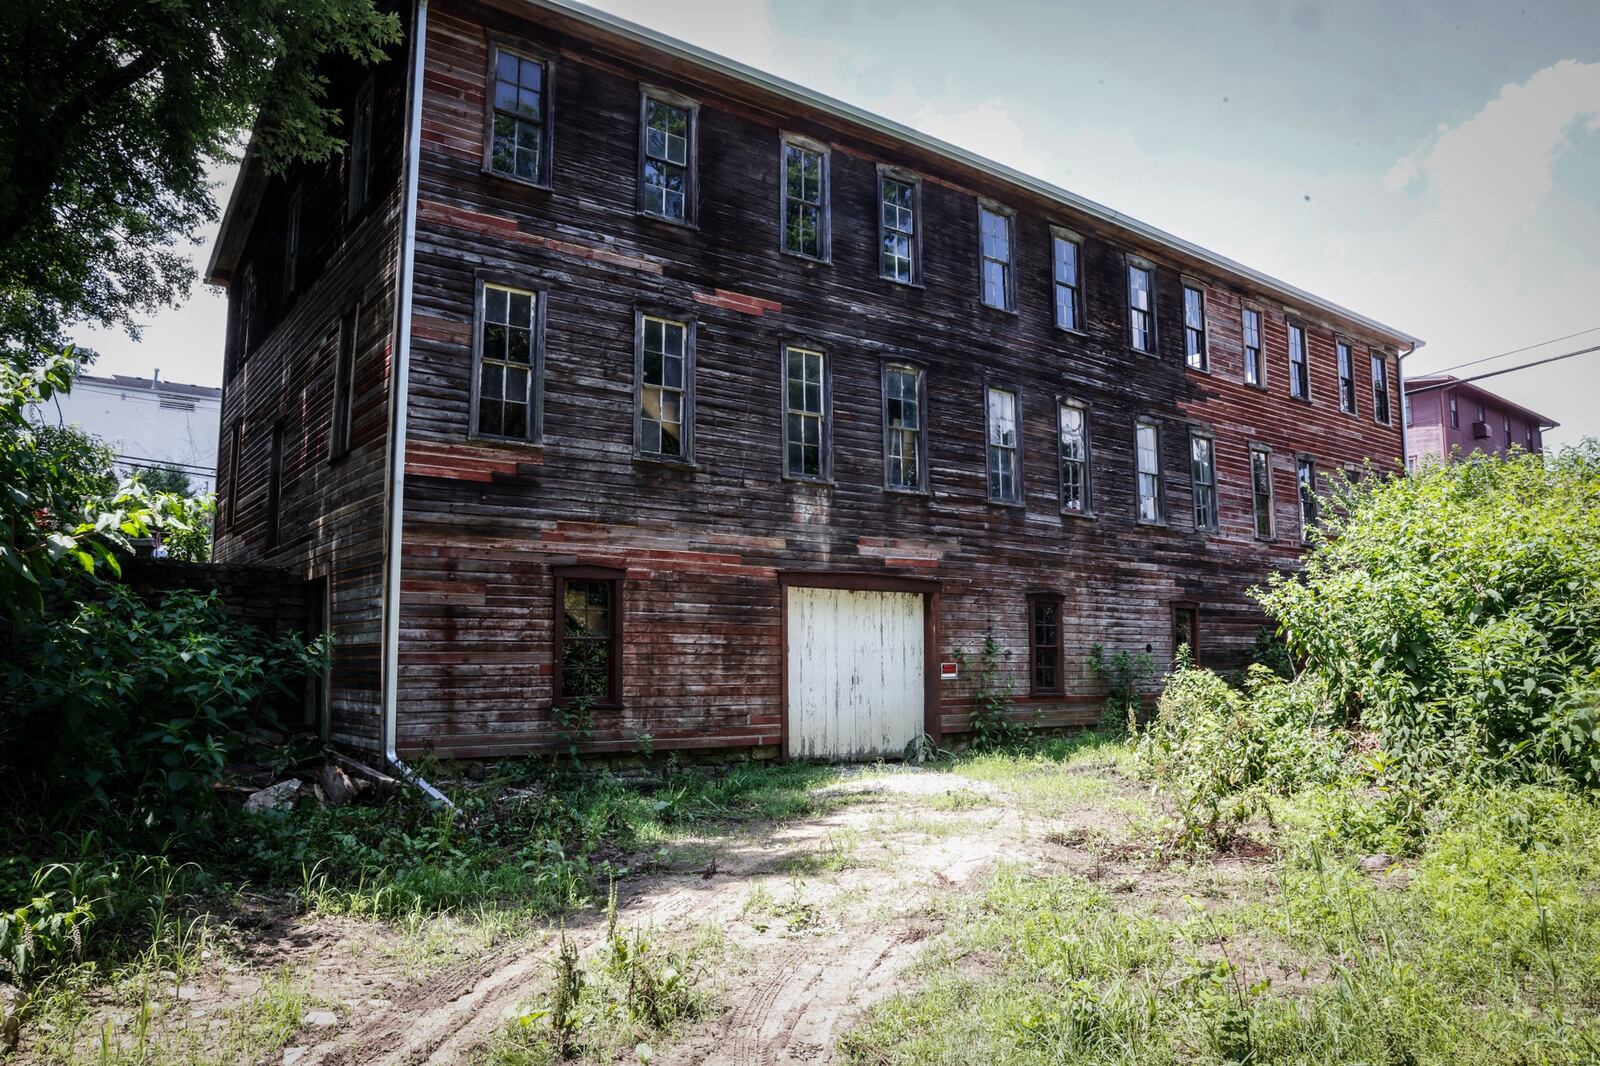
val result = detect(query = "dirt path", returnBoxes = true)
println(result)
[288,767,1053,1065]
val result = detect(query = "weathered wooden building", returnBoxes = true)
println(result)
[207,0,1422,768]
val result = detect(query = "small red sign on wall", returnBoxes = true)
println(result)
[940,661,959,680]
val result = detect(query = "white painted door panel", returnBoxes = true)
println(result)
[786,587,924,760]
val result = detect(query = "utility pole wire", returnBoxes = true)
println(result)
[1421,323,1600,377]
[1403,344,1600,397]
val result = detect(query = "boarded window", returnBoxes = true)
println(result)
[1128,264,1155,353]
[784,346,826,479]
[1136,421,1162,523]
[1058,401,1090,513]
[979,207,1013,310]
[986,386,1020,504]
[1029,594,1063,694]
[879,174,917,283]
[883,365,925,491]
[638,315,691,459]
[1183,285,1207,370]
[1191,433,1217,532]
[1053,232,1082,331]
[476,284,539,441]
[489,49,548,184]
[642,95,692,221]
[782,142,827,259]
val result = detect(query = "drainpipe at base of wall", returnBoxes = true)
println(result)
[379,0,450,807]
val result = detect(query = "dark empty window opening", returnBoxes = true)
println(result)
[553,568,623,708]
[347,78,374,220]
[1029,594,1064,695]
[330,305,359,460]
[1173,604,1200,665]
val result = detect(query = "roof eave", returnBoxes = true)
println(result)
[524,0,1423,349]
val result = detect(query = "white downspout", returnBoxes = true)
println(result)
[380,0,449,805]
[1397,340,1422,475]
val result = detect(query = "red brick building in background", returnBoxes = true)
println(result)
[205,0,1422,771]
[1404,375,1557,469]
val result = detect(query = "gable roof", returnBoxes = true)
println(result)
[208,0,1424,350]
[1403,374,1558,428]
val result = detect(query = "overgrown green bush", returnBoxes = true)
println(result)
[1139,665,1346,846]
[1256,446,1600,791]
[2,586,326,834]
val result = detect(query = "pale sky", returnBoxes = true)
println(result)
[75,0,1600,449]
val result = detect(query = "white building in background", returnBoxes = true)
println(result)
[31,371,222,492]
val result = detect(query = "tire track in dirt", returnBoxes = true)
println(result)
[288,768,1036,1066]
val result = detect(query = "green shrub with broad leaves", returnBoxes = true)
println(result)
[1140,664,1346,846]
[1256,445,1600,793]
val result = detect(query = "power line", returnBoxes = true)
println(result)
[1422,323,1600,377]
[1404,344,1600,397]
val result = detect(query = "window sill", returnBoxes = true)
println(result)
[638,209,698,231]
[633,454,697,471]
[1054,324,1089,339]
[1060,508,1096,520]
[878,275,925,291]
[979,302,1019,318]
[883,485,931,498]
[1130,346,1159,358]
[783,474,834,488]
[779,247,831,266]
[1244,380,1270,392]
[1186,362,1211,375]
[482,166,553,193]
[469,433,545,453]
[986,498,1027,511]
[1136,518,1168,529]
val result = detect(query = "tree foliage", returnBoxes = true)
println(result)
[0,0,402,354]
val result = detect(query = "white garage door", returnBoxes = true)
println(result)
[786,587,925,761]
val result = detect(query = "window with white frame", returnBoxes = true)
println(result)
[782,141,827,259]
[1337,340,1356,414]
[1136,420,1162,522]
[475,284,540,441]
[1243,307,1263,386]
[1052,231,1082,331]
[1250,445,1274,539]
[1183,285,1207,370]
[489,48,549,184]
[637,315,691,459]
[1288,322,1310,400]
[1371,350,1392,424]
[879,173,917,283]
[1058,401,1090,513]
[1191,433,1217,531]
[979,206,1013,310]
[784,346,826,479]
[883,365,926,491]
[986,386,1021,504]
[1449,393,1459,428]
[641,94,693,222]
[1297,456,1318,542]
[1128,263,1155,354]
